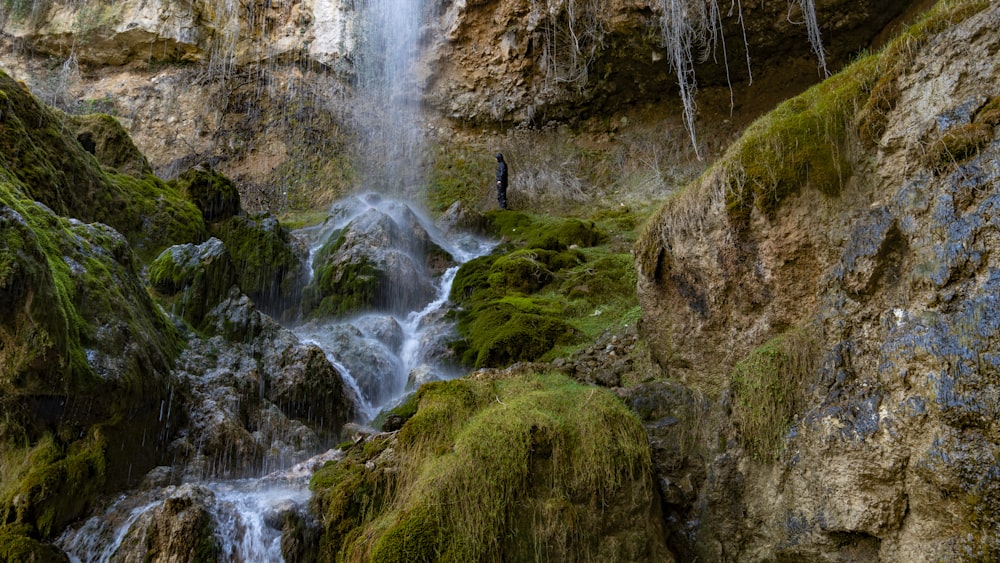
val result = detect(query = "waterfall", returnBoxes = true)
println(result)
[57,0,493,559]
[351,0,428,196]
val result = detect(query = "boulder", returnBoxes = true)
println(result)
[303,206,454,318]
[113,484,220,562]
[148,238,238,329]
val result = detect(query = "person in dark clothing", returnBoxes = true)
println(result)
[495,153,509,210]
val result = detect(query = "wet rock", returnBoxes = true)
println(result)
[172,290,356,477]
[302,206,454,317]
[114,484,220,562]
[437,200,489,236]
[212,214,309,318]
[148,238,238,329]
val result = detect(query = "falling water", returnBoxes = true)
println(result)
[58,0,487,559]
[294,194,496,421]
[351,0,428,195]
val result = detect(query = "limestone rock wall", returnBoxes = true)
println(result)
[1,0,915,203]
[636,2,1000,559]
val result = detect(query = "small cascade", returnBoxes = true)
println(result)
[57,452,337,563]
[58,197,493,560]
[294,193,496,420]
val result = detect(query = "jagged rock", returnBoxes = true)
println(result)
[171,289,356,477]
[297,322,404,407]
[436,199,488,236]
[635,3,1000,559]
[113,484,220,562]
[302,206,454,317]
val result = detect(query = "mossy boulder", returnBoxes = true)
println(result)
[0,71,205,262]
[173,165,242,222]
[0,524,69,562]
[148,238,238,329]
[0,205,72,394]
[456,301,577,368]
[310,371,673,562]
[302,207,454,318]
[1,181,183,545]
[63,113,152,177]
[211,214,306,316]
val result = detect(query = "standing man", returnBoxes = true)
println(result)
[495,153,509,210]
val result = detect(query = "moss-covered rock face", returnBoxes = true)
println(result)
[1,75,193,547]
[448,212,636,369]
[63,113,152,177]
[211,214,306,316]
[0,70,207,262]
[0,205,71,394]
[311,370,673,562]
[635,1,1000,559]
[0,523,70,562]
[172,165,242,222]
[148,238,238,330]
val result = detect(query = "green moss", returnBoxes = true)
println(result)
[172,166,242,222]
[458,302,577,368]
[304,252,381,318]
[0,71,205,263]
[0,523,68,562]
[449,212,635,368]
[485,212,605,250]
[723,59,872,221]
[311,372,663,562]
[730,329,817,461]
[0,429,107,538]
[63,113,151,177]
[711,0,994,223]
[449,253,501,306]
[211,214,301,305]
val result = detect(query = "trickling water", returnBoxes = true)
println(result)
[294,193,496,421]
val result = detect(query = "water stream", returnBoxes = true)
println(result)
[56,0,494,555]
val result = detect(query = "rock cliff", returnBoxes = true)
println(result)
[636,0,1000,559]
[2,0,918,206]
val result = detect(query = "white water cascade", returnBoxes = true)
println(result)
[57,0,496,558]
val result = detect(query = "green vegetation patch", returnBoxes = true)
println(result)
[455,301,577,368]
[730,329,817,461]
[685,0,996,224]
[0,523,68,562]
[449,212,638,367]
[0,71,206,262]
[0,429,107,538]
[172,165,242,222]
[722,58,872,222]
[311,371,664,561]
